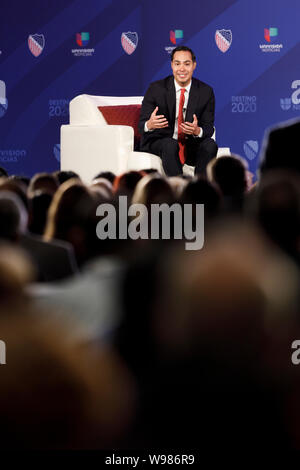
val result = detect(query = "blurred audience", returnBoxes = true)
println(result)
[247,169,300,266]
[132,174,174,207]
[0,246,135,449]
[53,170,80,185]
[93,171,116,185]
[113,170,146,201]
[122,223,300,448]
[207,155,247,213]
[9,175,30,187]
[0,116,299,449]
[27,172,59,197]
[260,118,300,175]
[180,176,222,223]
[44,179,98,267]
[0,187,77,282]
[90,177,113,200]
[0,176,29,210]
[28,190,52,235]
[0,166,8,177]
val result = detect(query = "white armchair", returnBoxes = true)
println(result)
[60,94,162,182]
[60,94,230,182]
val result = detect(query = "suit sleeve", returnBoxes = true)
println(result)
[138,83,157,136]
[199,88,216,140]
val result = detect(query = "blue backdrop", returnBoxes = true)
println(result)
[1,0,299,177]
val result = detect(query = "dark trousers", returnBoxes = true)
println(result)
[150,137,218,177]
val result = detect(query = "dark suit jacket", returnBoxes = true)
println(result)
[138,75,216,152]
[260,119,300,175]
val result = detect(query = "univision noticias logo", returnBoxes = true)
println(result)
[280,98,292,111]
[72,32,94,57]
[76,32,89,47]
[0,149,26,163]
[259,27,282,52]
[264,27,278,42]
[165,29,184,54]
[170,30,183,45]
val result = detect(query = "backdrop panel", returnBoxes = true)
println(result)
[0,0,299,177]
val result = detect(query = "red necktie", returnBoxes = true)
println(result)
[178,88,186,164]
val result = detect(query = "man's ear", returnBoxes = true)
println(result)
[193,62,197,71]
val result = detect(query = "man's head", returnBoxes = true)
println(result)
[207,155,247,197]
[171,46,196,87]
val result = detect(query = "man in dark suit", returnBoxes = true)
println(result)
[259,118,300,175]
[138,46,218,176]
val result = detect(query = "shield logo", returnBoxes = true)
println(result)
[244,140,259,161]
[215,29,232,53]
[53,144,60,162]
[121,32,138,55]
[28,34,45,57]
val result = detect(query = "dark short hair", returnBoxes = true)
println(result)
[171,46,196,62]
[0,167,8,177]
[211,156,247,196]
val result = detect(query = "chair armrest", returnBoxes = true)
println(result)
[217,147,231,157]
[127,151,164,173]
[60,124,134,182]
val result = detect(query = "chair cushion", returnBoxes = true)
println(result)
[98,104,142,151]
[98,104,141,138]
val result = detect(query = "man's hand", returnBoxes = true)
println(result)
[180,114,201,136]
[146,106,169,130]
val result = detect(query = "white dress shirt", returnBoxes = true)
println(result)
[173,79,191,139]
[145,78,203,138]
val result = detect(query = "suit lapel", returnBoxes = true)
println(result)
[166,77,176,124]
[186,79,198,123]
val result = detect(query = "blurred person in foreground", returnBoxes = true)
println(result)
[259,118,300,176]
[207,155,250,214]
[0,244,135,449]
[247,169,300,267]
[119,220,300,448]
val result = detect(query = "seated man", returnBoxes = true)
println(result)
[138,46,218,176]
